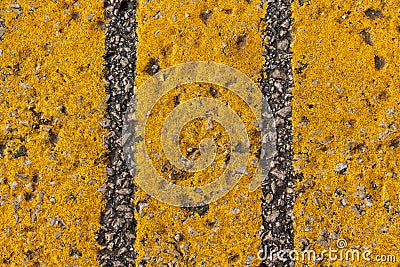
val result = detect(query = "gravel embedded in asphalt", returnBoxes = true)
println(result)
[260,0,296,266]
[97,0,138,266]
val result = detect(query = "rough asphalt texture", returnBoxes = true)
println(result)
[99,0,295,266]
[260,0,296,266]
[97,0,138,266]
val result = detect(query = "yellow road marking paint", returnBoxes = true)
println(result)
[134,0,267,265]
[292,0,400,265]
[126,61,272,207]
[0,0,106,265]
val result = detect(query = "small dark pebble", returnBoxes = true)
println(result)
[397,26,400,32]
[49,130,58,145]
[206,219,216,228]
[13,145,27,158]
[24,192,35,201]
[188,204,209,216]
[334,188,345,197]
[375,90,389,100]
[60,106,67,114]
[374,55,386,70]
[347,119,356,127]
[0,143,5,157]
[170,170,185,180]
[255,146,261,159]
[225,152,231,163]
[350,142,365,151]
[161,165,168,173]
[360,28,374,45]
[335,166,348,175]
[70,248,82,257]
[25,250,35,260]
[389,138,400,148]
[294,61,308,74]
[200,10,212,24]
[97,20,106,30]
[365,9,384,20]
[236,34,246,48]
[209,86,218,97]
[145,58,160,75]
[228,254,240,263]
[371,182,378,190]
[174,94,180,106]
[301,115,309,123]
[71,11,80,20]
[223,9,232,14]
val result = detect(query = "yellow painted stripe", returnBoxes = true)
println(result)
[293,0,400,266]
[134,0,267,265]
[0,0,106,265]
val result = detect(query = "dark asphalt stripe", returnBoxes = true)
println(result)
[260,0,297,266]
[97,0,138,266]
